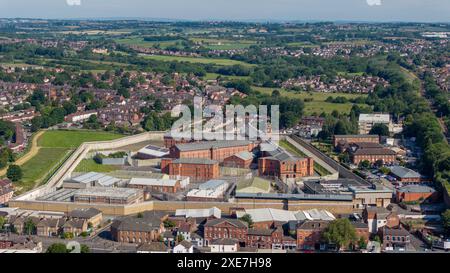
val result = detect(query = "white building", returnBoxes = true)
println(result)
[175,207,221,219]
[358,113,392,135]
[173,241,194,253]
[186,180,229,201]
[210,238,239,253]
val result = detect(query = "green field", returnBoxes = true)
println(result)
[141,54,254,67]
[253,86,369,114]
[13,130,125,193]
[115,37,182,49]
[190,38,256,50]
[74,159,121,173]
[38,130,123,148]
[16,148,71,193]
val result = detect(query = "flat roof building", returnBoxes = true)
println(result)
[73,187,144,205]
[63,172,123,189]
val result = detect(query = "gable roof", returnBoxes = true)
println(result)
[204,218,248,229]
[390,166,421,179]
[68,208,102,219]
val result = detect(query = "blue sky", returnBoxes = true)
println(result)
[0,0,449,22]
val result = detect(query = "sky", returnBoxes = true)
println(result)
[0,0,449,22]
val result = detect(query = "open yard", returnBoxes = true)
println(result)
[74,159,121,173]
[115,37,183,49]
[253,86,369,114]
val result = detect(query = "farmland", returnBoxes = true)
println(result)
[140,54,255,67]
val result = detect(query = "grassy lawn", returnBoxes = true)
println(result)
[74,159,121,173]
[190,38,256,50]
[253,86,369,114]
[38,130,123,148]
[141,54,255,67]
[11,130,125,193]
[16,148,71,193]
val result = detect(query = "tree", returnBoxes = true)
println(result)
[80,244,90,253]
[7,165,22,182]
[358,237,368,250]
[370,123,389,136]
[0,216,5,230]
[240,214,254,228]
[46,243,68,253]
[358,160,371,169]
[322,218,357,251]
[24,218,36,235]
[163,219,176,228]
[30,116,43,132]
[176,234,185,243]
[442,210,450,234]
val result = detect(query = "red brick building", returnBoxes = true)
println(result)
[203,218,248,245]
[170,140,256,162]
[245,227,288,249]
[110,212,168,244]
[223,151,254,169]
[161,158,220,181]
[164,135,196,148]
[296,220,328,250]
[259,156,314,180]
[349,144,396,165]
[395,185,438,203]
[333,135,379,147]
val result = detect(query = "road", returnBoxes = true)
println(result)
[289,135,371,185]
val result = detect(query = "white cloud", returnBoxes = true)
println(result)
[66,0,81,6]
[366,0,382,6]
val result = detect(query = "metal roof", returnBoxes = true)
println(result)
[390,166,421,179]
[70,172,121,187]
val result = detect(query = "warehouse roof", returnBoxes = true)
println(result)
[129,177,179,187]
[69,172,122,187]
[236,177,271,194]
[138,145,169,157]
[397,185,436,194]
[198,180,229,190]
[390,166,421,179]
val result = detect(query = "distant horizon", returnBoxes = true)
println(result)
[2,17,450,24]
[1,0,449,23]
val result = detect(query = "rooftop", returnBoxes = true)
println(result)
[73,187,142,199]
[175,140,251,152]
[129,177,179,187]
[397,185,436,194]
[175,207,221,219]
[172,158,218,165]
[390,166,421,179]
[236,177,272,194]
[68,172,122,187]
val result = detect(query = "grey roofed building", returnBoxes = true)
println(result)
[137,242,170,253]
[73,187,143,200]
[233,151,255,161]
[397,185,436,194]
[303,179,364,194]
[390,166,421,179]
[235,192,353,202]
[198,180,229,191]
[111,211,167,232]
[67,172,122,187]
[178,240,193,249]
[172,158,218,165]
[67,208,102,219]
[204,218,248,228]
[175,140,251,152]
